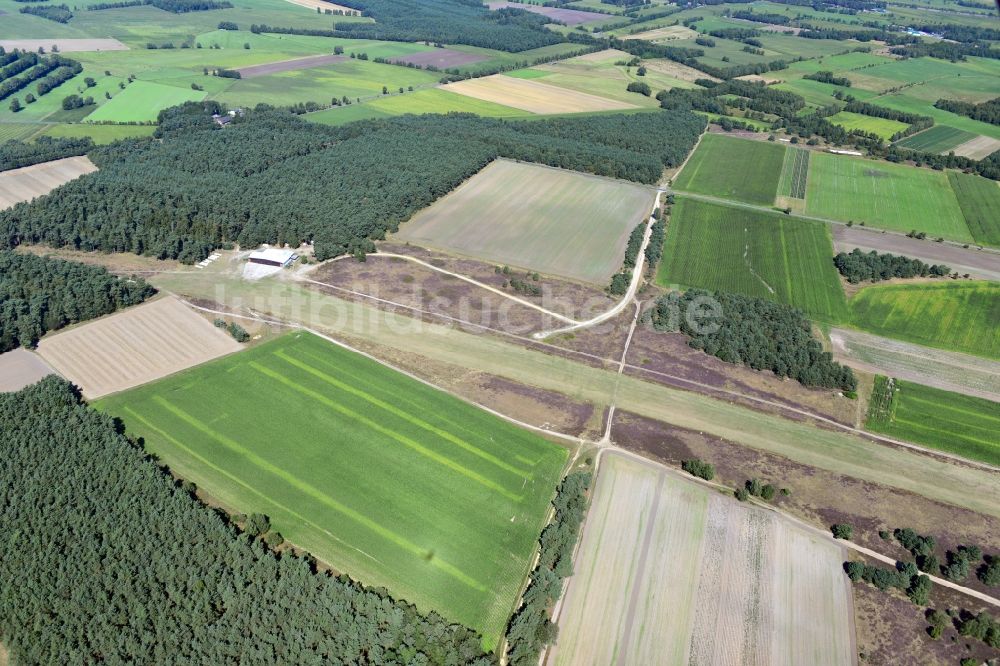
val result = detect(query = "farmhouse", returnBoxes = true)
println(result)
[248,247,298,268]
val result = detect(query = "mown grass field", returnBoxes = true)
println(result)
[805,152,971,241]
[895,125,978,154]
[85,80,206,123]
[866,377,1000,466]
[849,281,1000,360]
[826,111,908,140]
[672,134,786,206]
[948,172,1000,248]
[658,198,847,321]
[96,332,568,649]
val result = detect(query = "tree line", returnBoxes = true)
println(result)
[0,103,703,263]
[934,96,1000,127]
[0,135,93,171]
[0,377,492,664]
[833,249,949,283]
[0,51,82,102]
[0,251,155,351]
[19,3,73,21]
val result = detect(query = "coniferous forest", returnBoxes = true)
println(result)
[0,104,704,263]
[0,377,492,665]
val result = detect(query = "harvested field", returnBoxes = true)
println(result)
[36,296,242,399]
[394,159,655,284]
[391,49,488,69]
[0,39,127,52]
[486,1,607,25]
[236,54,348,78]
[0,156,96,210]
[830,327,1000,403]
[552,452,855,666]
[644,57,716,83]
[280,0,360,13]
[623,25,699,41]
[442,74,638,114]
[0,349,55,393]
[952,134,1000,160]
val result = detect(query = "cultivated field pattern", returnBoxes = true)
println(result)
[0,156,97,209]
[443,74,638,114]
[672,134,786,206]
[552,453,855,666]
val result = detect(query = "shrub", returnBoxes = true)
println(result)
[831,524,853,540]
[681,459,714,481]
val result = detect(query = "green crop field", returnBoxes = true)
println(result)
[805,152,971,240]
[308,87,530,125]
[84,80,206,123]
[777,146,810,199]
[657,198,847,321]
[895,125,977,154]
[866,377,1000,466]
[849,281,1000,360]
[948,172,1000,248]
[96,332,568,649]
[827,111,908,140]
[673,133,786,206]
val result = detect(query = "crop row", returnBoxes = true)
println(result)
[789,149,810,199]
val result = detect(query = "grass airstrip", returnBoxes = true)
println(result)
[97,332,568,649]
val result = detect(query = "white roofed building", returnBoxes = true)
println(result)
[247,248,298,268]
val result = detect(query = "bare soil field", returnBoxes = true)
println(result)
[0,349,55,392]
[236,54,348,78]
[442,75,638,114]
[623,25,699,41]
[830,327,1000,402]
[0,156,97,209]
[552,451,855,666]
[280,0,359,13]
[391,49,487,69]
[36,296,242,399]
[486,1,607,25]
[393,159,655,284]
[952,135,1000,160]
[832,225,1000,282]
[0,39,127,52]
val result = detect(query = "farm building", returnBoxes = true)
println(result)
[248,248,298,268]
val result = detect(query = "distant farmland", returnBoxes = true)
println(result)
[658,199,848,321]
[866,377,1000,466]
[849,281,1000,360]
[97,332,568,649]
[805,152,971,241]
[85,81,206,123]
[443,74,638,114]
[895,125,976,154]
[552,452,855,665]
[395,159,655,284]
[672,134,786,206]
[827,111,908,140]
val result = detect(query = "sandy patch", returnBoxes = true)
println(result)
[236,54,347,78]
[0,156,96,210]
[0,348,56,392]
[37,296,242,399]
[442,74,637,114]
[952,135,1000,160]
[0,38,127,52]
[736,73,783,84]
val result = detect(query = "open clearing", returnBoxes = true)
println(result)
[658,198,848,321]
[672,133,786,206]
[442,74,637,114]
[830,328,1000,403]
[552,452,854,666]
[486,1,607,25]
[0,156,96,210]
[394,159,655,284]
[805,152,971,241]
[948,172,1000,247]
[848,281,1000,360]
[0,349,55,393]
[236,54,348,78]
[36,296,242,399]
[96,331,567,649]
[0,38,128,52]
[895,125,977,154]
[85,81,206,123]
[866,378,1000,466]
[952,135,1000,160]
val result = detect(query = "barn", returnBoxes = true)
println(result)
[247,248,298,268]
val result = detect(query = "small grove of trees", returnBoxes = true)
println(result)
[626,81,651,96]
[833,248,950,283]
[832,523,853,540]
[803,70,851,87]
[844,560,932,605]
[608,222,645,295]
[744,478,776,501]
[681,459,714,481]
[934,96,1000,127]
[214,318,250,342]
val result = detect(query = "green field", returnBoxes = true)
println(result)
[948,172,1000,248]
[827,111,908,140]
[84,80,206,123]
[96,332,568,649]
[777,146,810,200]
[895,125,978,154]
[308,87,530,125]
[673,134,786,206]
[805,152,971,241]
[849,281,1000,359]
[866,377,1000,466]
[658,198,847,321]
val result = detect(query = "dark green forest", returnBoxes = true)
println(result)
[0,104,703,263]
[0,378,492,665]
[0,251,154,351]
[833,248,949,283]
[934,97,1000,127]
[0,136,92,171]
[647,289,857,392]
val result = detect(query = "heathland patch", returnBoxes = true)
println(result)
[96,332,568,649]
[657,198,847,321]
[395,159,656,284]
[672,133,786,206]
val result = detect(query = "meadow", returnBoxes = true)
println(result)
[805,152,971,241]
[308,88,530,125]
[866,378,1000,466]
[826,111,908,140]
[85,80,206,123]
[672,134,786,206]
[849,281,1000,360]
[97,332,568,649]
[895,125,978,154]
[657,199,848,321]
[947,172,1000,248]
